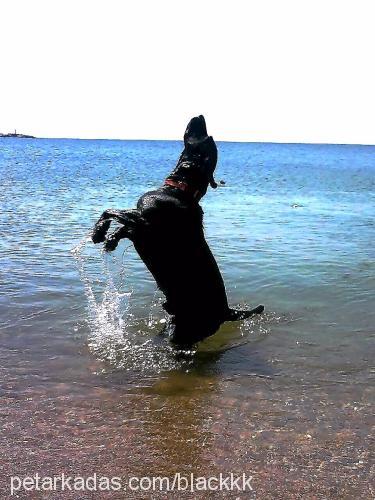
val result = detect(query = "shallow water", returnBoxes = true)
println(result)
[0,138,374,497]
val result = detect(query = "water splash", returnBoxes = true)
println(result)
[147,289,166,328]
[71,235,193,373]
[240,309,294,338]
[71,238,285,371]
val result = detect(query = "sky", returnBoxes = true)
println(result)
[1,0,374,144]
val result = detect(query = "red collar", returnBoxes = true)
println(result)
[164,178,202,200]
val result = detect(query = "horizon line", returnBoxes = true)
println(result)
[1,134,374,147]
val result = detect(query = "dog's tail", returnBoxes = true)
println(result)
[226,305,264,321]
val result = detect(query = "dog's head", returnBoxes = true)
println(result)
[168,115,218,198]
[183,115,218,190]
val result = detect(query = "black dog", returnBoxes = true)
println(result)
[92,115,264,346]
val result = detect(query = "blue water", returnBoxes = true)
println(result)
[0,138,374,496]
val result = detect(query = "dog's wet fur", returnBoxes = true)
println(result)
[92,115,264,346]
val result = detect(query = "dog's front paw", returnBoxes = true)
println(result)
[92,220,111,244]
[104,236,119,252]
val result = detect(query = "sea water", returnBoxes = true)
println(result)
[0,138,373,496]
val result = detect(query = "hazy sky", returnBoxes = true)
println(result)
[1,0,374,143]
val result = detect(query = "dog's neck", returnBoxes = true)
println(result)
[164,151,209,201]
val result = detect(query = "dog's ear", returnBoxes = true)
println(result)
[204,136,218,188]
[209,174,218,189]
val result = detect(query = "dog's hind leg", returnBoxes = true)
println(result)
[92,209,139,244]
[226,305,265,321]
